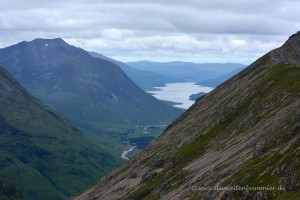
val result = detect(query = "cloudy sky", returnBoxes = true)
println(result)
[0,0,299,64]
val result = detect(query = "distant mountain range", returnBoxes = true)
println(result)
[90,52,246,105]
[89,52,182,90]
[0,39,182,132]
[197,67,246,87]
[0,67,121,200]
[127,61,246,83]
[91,52,246,91]
[75,32,300,200]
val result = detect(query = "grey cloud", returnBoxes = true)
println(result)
[1,0,298,34]
[0,0,299,63]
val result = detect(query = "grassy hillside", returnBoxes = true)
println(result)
[0,67,121,199]
[74,32,300,200]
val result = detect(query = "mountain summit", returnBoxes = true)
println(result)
[273,31,300,64]
[0,39,181,130]
[75,33,300,199]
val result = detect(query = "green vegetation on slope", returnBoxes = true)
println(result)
[0,177,22,200]
[219,64,300,199]
[0,67,122,199]
[126,64,300,200]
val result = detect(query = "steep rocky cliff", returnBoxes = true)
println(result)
[74,32,300,200]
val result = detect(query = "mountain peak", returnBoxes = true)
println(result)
[29,38,69,48]
[284,31,300,48]
[257,31,300,67]
[288,31,300,40]
[11,38,70,50]
[32,37,64,42]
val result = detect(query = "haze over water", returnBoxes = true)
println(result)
[147,82,214,109]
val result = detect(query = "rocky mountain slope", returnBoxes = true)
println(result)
[0,39,181,130]
[74,32,300,200]
[0,67,121,200]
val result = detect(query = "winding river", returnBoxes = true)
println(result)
[121,146,136,160]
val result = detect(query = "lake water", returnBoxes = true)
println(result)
[147,82,214,109]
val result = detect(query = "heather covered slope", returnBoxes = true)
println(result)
[75,32,300,200]
[0,67,121,200]
[0,39,182,130]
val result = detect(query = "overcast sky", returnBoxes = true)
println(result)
[0,0,299,64]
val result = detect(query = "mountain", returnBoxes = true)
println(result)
[0,67,121,199]
[189,92,206,101]
[0,39,182,131]
[75,32,300,199]
[197,67,246,87]
[127,61,246,83]
[189,67,246,101]
[89,52,182,90]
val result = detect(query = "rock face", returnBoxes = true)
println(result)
[0,67,121,200]
[267,31,300,66]
[0,39,182,130]
[74,32,300,199]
